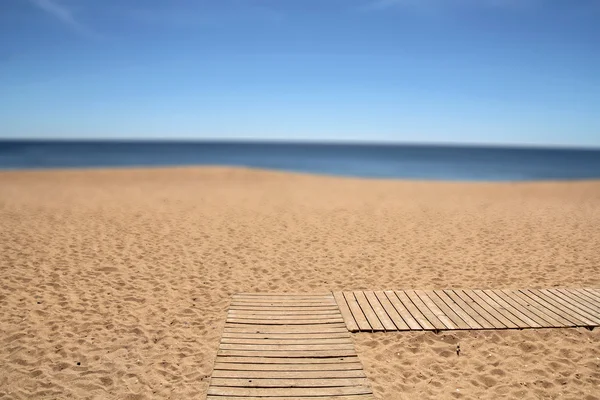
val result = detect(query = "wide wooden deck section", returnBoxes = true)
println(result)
[207,293,375,399]
[334,289,600,332]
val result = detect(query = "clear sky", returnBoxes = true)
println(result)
[1,0,599,147]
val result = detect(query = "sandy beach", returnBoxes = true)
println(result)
[1,166,599,399]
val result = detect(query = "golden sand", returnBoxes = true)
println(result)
[1,167,599,399]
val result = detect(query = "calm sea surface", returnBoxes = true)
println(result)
[1,141,599,181]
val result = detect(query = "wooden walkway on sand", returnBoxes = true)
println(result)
[207,293,375,399]
[334,289,600,332]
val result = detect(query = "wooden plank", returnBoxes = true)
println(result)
[472,290,528,328]
[230,302,336,307]
[482,290,542,328]
[207,396,376,400]
[404,290,446,330]
[426,291,471,329]
[451,290,505,329]
[222,333,351,340]
[392,291,433,330]
[383,291,424,330]
[535,289,598,325]
[209,377,369,388]
[227,313,345,320]
[224,324,348,333]
[517,290,578,327]
[464,290,519,328]
[233,295,334,300]
[207,387,374,397]
[553,289,600,314]
[493,290,556,328]
[219,344,356,351]
[211,369,367,379]
[221,338,353,345]
[435,290,483,329]
[230,306,340,312]
[374,291,410,330]
[580,289,600,303]
[354,291,385,331]
[229,309,342,315]
[343,292,371,331]
[226,319,344,325]
[524,289,590,326]
[414,290,457,329]
[217,349,358,358]
[364,291,397,331]
[213,362,365,371]
[237,292,332,296]
[215,356,359,364]
[572,289,600,308]
[333,292,359,332]
[506,290,570,327]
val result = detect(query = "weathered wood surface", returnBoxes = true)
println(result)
[208,293,374,399]
[334,289,600,332]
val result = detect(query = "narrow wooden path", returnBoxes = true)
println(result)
[334,289,600,332]
[207,293,375,399]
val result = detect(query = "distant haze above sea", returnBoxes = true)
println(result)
[1,140,600,181]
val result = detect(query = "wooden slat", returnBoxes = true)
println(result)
[393,290,434,330]
[534,289,598,325]
[552,289,600,315]
[237,293,332,296]
[213,362,365,371]
[217,350,358,358]
[333,292,359,332]
[505,290,569,327]
[435,290,483,329]
[224,324,348,333]
[571,289,600,309]
[215,357,359,364]
[482,290,542,328]
[228,313,345,320]
[466,290,520,328]
[210,377,369,388]
[230,306,340,312]
[580,289,600,303]
[207,396,376,400]
[219,344,356,351]
[524,289,590,326]
[211,370,367,379]
[364,291,397,331]
[425,291,471,329]
[222,332,351,340]
[354,291,385,331]
[565,289,600,311]
[229,309,342,315]
[404,290,447,330]
[227,319,344,325]
[452,289,506,329]
[374,291,410,330]
[493,290,555,328]
[414,290,457,329]
[516,290,577,327]
[343,292,371,331]
[207,387,374,397]
[222,338,352,345]
[383,291,422,330]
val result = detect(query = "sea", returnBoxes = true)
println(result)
[1,140,600,181]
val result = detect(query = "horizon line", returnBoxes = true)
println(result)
[1,138,600,151]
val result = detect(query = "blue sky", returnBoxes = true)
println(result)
[1,0,599,147]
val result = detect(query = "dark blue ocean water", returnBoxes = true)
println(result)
[1,140,599,181]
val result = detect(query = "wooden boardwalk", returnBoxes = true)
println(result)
[334,289,600,332]
[207,293,375,399]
